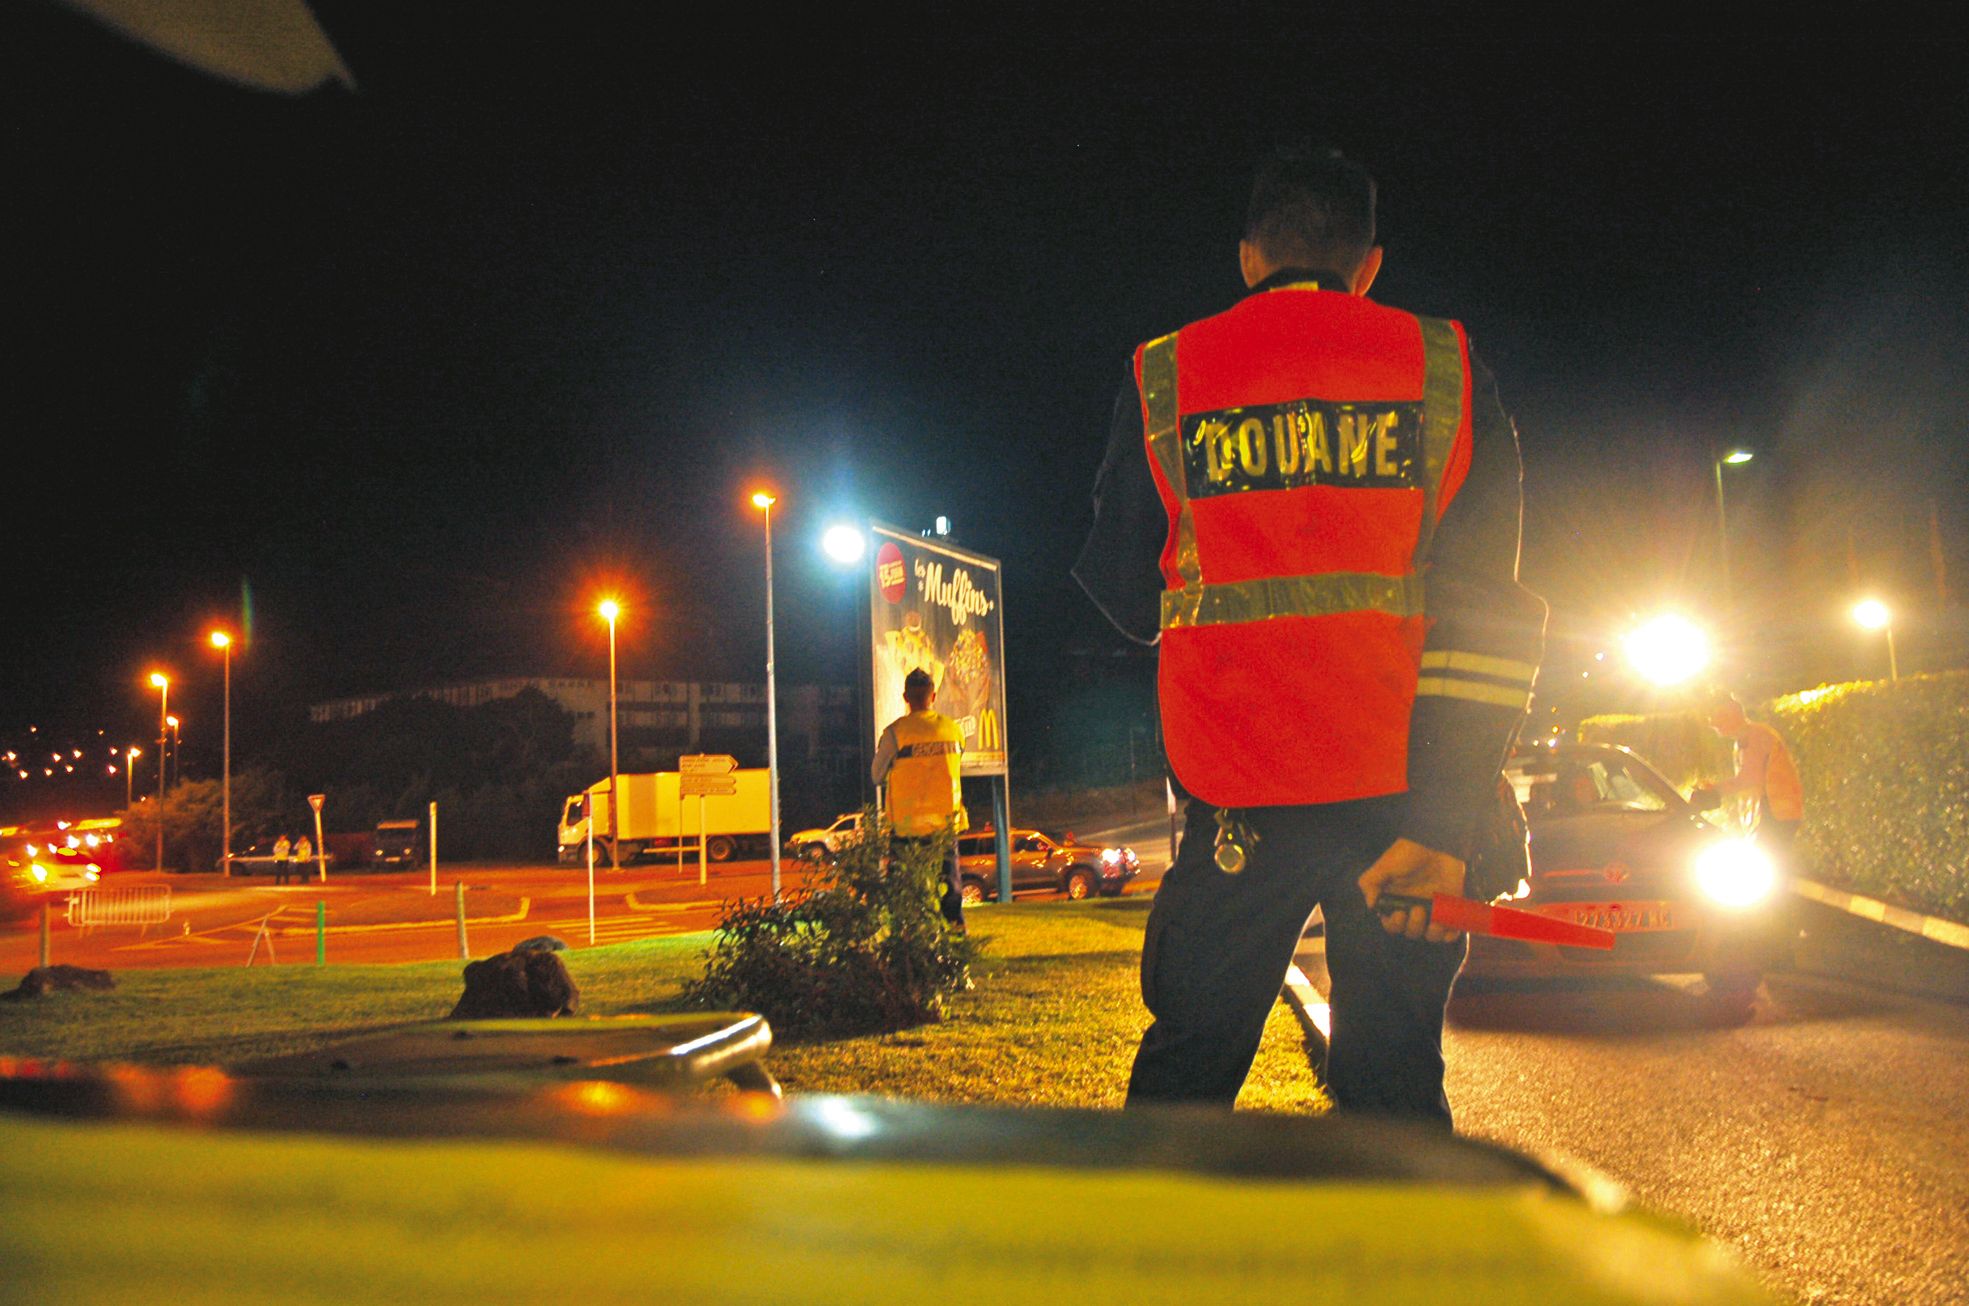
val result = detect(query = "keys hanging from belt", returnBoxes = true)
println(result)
[1213,808,1258,874]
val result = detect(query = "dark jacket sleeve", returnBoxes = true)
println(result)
[1399,347,1548,856]
[1072,367,1164,645]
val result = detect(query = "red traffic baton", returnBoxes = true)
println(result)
[1374,892,1616,950]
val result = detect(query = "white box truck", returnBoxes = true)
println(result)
[557,769,772,864]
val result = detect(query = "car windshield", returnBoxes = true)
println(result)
[1511,753,1679,816]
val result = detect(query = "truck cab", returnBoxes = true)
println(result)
[372,819,424,868]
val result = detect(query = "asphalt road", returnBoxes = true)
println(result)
[1442,966,1969,1304]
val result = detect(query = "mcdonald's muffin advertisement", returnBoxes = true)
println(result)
[868,526,1007,775]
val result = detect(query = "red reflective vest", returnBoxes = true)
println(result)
[1139,279,1473,808]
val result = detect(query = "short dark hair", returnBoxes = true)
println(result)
[904,669,934,694]
[1244,143,1376,276]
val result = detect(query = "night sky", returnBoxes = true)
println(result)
[6,10,1967,814]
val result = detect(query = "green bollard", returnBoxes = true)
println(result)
[316,900,326,966]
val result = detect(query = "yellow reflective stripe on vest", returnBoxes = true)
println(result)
[1414,676,1531,710]
[1161,571,1423,630]
[1412,316,1464,568]
[1140,333,1201,592]
[1418,650,1538,683]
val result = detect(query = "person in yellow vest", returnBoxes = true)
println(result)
[293,833,314,882]
[272,832,293,885]
[1696,695,1805,857]
[871,668,968,929]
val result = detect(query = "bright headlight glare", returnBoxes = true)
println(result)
[1693,840,1776,907]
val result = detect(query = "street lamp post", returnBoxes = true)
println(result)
[598,599,621,871]
[124,746,140,809]
[1713,448,1754,603]
[1852,598,1899,683]
[751,492,784,901]
[148,672,168,872]
[211,631,233,876]
[166,717,180,790]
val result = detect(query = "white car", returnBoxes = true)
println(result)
[786,812,864,860]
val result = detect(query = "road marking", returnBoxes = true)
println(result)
[270,898,531,936]
[623,893,725,913]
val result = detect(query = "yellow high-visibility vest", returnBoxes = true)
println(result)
[883,710,965,837]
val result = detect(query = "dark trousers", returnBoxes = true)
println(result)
[1127,796,1467,1126]
[892,835,964,930]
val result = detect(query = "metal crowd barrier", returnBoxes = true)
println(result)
[65,885,172,929]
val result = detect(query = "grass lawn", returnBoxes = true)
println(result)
[0,899,1328,1113]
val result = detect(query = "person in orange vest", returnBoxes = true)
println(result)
[1695,695,1804,856]
[1075,143,1546,1123]
[871,668,969,930]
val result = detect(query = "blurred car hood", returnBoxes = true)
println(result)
[1529,810,1718,877]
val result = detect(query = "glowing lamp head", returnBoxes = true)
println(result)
[1693,839,1777,908]
[821,524,867,565]
[1722,449,1754,465]
[1624,614,1712,687]
[1851,598,1890,630]
[597,599,621,624]
[148,672,168,690]
[209,630,231,649]
[166,716,178,730]
[751,491,777,510]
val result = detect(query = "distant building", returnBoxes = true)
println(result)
[310,677,856,766]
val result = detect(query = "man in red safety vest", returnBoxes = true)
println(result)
[1075,143,1546,1123]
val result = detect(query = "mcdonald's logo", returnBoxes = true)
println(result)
[977,707,1002,752]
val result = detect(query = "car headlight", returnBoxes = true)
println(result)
[1101,848,1121,864]
[1693,839,1776,908]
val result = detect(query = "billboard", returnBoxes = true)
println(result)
[867,523,1007,776]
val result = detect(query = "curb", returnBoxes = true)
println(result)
[1282,962,1331,1049]
[272,897,531,936]
[1790,878,1969,951]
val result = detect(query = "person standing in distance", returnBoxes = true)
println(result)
[1074,143,1546,1124]
[871,668,969,930]
[272,832,292,885]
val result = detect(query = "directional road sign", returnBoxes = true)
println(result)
[681,774,739,797]
[679,754,737,776]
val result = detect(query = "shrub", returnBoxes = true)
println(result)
[1769,672,1969,920]
[682,807,978,1040]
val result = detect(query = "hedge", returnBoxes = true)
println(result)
[1582,671,1969,922]
[1768,672,1969,921]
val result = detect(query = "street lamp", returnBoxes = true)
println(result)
[1851,598,1899,683]
[597,598,621,871]
[148,672,168,872]
[1712,448,1754,603]
[751,491,784,900]
[822,523,868,566]
[165,716,180,789]
[210,630,233,876]
[124,746,141,809]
